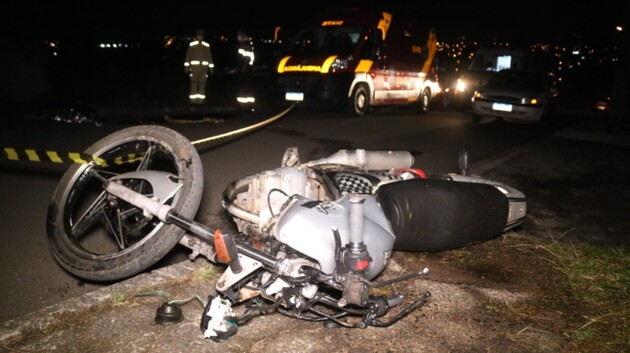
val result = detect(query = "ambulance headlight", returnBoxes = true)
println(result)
[331,58,349,71]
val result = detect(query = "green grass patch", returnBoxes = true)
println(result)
[540,240,629,352]
[110,292,129,305]
[192,259,219,282]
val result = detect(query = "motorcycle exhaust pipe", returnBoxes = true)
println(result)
[303,149,414,170]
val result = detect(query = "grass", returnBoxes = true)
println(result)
[192,259,220,282]
[440,231,629,352]
[539,238,630,352]
[110,292,129,305]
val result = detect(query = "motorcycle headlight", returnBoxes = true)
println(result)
[456,79,467,92]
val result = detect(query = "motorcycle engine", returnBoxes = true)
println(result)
[231,167,326,234]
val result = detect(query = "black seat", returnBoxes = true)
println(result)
[376,178,509,252]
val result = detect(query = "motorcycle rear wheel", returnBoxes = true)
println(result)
[47,125,204,281]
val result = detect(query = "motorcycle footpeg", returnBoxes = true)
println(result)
[369,291,431,327]
[386,293,404,307]
[371,294,404,317]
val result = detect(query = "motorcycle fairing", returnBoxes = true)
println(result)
[274,194,396,279]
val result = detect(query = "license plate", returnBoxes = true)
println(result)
[492,103,512,112]
[285,92,304,101]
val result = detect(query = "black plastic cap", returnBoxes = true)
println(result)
[155,303,183,325]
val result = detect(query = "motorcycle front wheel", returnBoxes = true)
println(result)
[47,125,204,281]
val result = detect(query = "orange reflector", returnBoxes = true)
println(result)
[214,229,231,263]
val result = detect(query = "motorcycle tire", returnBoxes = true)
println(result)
[47,125,204,282]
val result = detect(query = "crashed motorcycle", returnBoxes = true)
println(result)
[46,125,526,341]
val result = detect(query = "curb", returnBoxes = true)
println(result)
[0,260,202,345]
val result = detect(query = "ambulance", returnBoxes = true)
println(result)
[276,7,440,116]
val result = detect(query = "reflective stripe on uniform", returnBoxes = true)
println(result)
[238,49,255,65]
[191,60,201,65]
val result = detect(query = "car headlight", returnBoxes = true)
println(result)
[472,91,488,101]
[456,78,466,92]
[520,97,539,105]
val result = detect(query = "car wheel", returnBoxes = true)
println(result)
[346,83,370,116]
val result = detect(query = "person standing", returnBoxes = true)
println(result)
[234,31,256,107]
[235,31,255,73]
[184,29,214,104]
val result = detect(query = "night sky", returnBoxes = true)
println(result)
[1,0,628,43]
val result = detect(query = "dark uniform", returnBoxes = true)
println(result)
[235,31,256,106]
[236,31,255,73]
[185,30,214,104]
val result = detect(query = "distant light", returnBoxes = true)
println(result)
[100,43,105,48]
[572,50,579,55]
[237,96,255,103]
[616,26,623,32]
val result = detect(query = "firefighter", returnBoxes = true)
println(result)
[184,29,214,104]
[234,31,256,107]
[236,31,254,73]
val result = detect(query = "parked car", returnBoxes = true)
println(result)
[471,69,559,124]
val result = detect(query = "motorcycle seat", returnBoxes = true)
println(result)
[376,178,509,252]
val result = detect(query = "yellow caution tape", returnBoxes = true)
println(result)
[1,104,295,166]
[2,147,109,166]
[190,104,294,146]
[0,147,146,167]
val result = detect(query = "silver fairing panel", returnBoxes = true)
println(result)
[273,194,395,280]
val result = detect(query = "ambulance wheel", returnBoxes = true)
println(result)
[347,83,370,116]
[417,89,430,114]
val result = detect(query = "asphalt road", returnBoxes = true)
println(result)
[0,104,558,323]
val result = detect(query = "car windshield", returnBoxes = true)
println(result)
[488,70,546,90]
[286,26,364,55]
